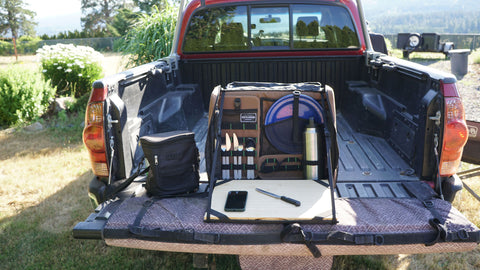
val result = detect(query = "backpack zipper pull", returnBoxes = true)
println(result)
[154,155,158,166]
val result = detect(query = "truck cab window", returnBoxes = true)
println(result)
[293,5,359,49]
[251,7,289,50]
[183,6,248,52]
[182,4,359,53]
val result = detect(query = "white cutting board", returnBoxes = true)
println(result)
[207,180,334,221]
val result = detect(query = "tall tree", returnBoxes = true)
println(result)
[81,0,122,33]
[110,8,138,36]
[133,0,181,14]
[0,0,36,60]
[133,0,165,14]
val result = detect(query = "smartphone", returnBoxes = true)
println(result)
[224,191,248,212]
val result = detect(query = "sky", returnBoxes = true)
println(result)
[25,0,82,35]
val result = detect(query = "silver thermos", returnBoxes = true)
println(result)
[304,117,318,180]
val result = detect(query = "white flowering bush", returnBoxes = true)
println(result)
[37,44,103,97]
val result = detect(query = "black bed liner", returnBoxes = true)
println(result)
[74,116,480,254]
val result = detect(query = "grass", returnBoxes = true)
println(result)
[0,111,240,269]
[1,53,480,269]
[389,49,450,64]
[472,49,480,64]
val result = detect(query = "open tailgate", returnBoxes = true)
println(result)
[73,181,479,256]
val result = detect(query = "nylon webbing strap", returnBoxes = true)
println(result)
[131,199,155,229]
[129,225,287,245]
[103,160,149,201]
[126,224,479,246]
[221,122,257,130]
[281,223,322,258]
[260,158,302,173]
[292,90,301,143]
[282,229,478,246]
[130,227,220,244]
[403,182,449,246]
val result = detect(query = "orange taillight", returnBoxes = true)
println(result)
[84,125,105,152]
[86,102,104,125]
[439,83,468,176]
[83,86,109,177]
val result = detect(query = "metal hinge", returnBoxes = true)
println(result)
[107,114,119,129]
[429,111,441,127]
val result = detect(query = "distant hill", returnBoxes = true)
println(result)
[362,0,480,34]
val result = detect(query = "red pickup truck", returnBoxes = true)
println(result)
[74,0,479,268]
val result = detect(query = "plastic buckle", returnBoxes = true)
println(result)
[175,229,194,242]
[375,235,385,245]
[194,232,220,244]
[143,200,154,208]
[423,200,434,208]
[354,235,374,245]
[457,229,469,241]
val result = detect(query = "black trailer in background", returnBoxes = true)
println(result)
[397,33,454,58]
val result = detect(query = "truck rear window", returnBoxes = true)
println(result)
[183,4,360,53]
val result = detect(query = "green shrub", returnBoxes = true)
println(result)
[0,66,56,127]
[37,44,103,97]
[65,93,90,114]
[384,38,393,53]
[17,36,42,54]
[473,49,480,64]
[0,40,14,56]
[116,4,177,66]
